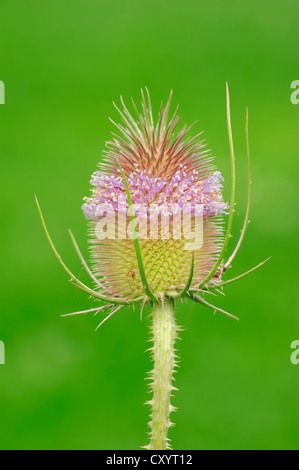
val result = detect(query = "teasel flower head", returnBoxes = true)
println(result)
[81,89,229,302]
[36,85,269,450]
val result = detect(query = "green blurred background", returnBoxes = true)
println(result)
[0,0,298,450]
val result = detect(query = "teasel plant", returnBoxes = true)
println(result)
[36,84,269,450]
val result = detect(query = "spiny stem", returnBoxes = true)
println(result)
[146,299,178,450]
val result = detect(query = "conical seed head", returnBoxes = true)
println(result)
[83,91,228,300]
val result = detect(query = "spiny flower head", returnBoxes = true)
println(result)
[36,84,268,324]
[82,90,228,301]
[82,166,227,220]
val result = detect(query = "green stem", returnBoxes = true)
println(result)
[146,299,178,450]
